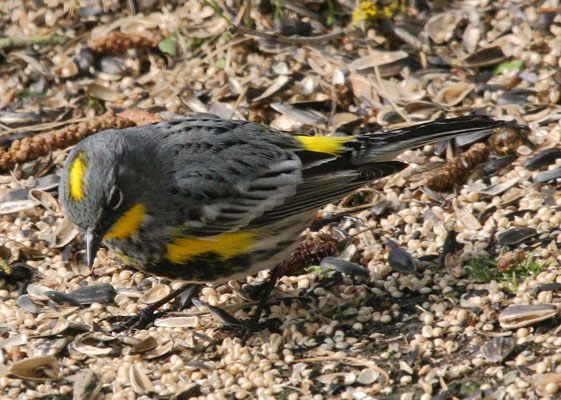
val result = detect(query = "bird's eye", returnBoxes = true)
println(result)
[106,185,123,210]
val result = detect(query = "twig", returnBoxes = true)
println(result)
[229,86,249,120]
[0,34,68,49]
[371,48,410,122]
[231,26,361,46]
[203,0,234,26]
[0,117,91,137]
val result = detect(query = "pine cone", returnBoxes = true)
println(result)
[281,234,339,276]
[424,142,490,191]
[0,111,135,171]
[118,109,167,126]
[88,30,166,54]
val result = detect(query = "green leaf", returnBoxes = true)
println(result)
[16,89,45,98]
[86,95,102,111]
[307,265,332,278]
[326,0,335,26]
[273,0,282,19]
[221,31,232,41]
[493,60,524,74]
[214,58,226,68]
[158,38,177,57]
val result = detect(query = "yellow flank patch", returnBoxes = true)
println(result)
[165,231,257,264]
[295,135,354,155]
[113,252,136,265]
[69,152,87,201]
[104,203,146,240]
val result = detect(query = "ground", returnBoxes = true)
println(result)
[1,1,561,399]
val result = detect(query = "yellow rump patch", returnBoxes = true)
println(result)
[165,231,256,264]
[295,135,354,155]
[69,152,88,201]
[104,203,146,240]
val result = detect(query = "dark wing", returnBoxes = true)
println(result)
[171,148,404,235]
[171,146,302,236]
[249,150,406,227]
[149,116,408,236]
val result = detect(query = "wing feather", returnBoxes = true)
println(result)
[162,121,407,236]
[249,152,406,226]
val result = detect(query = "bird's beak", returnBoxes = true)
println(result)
[85,227,102,268]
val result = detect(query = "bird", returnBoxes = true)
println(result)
[59,113,504,332]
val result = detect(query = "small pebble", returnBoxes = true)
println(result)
[545,383,559,394]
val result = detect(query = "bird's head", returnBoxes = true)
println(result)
[59,132,147,268]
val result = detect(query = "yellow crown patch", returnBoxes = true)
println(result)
[69,152,88,201]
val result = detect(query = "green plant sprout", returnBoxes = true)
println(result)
[466,253,551,294]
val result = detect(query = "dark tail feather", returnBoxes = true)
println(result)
[353,115,505,163]
[380,115,505,145]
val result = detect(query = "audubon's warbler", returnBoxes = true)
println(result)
[59,114,503,328]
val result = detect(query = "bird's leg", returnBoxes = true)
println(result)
[209,266,283,340]
[248,266,282,328]
[108,268,282,338]
[108,283,200,332]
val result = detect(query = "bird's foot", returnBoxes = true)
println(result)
[104,283,200,333]
[105,307,168,332]
[204,303,281,341]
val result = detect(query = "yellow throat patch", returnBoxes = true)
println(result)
[295,135,354,155]
[69,152,87,201]
[165,231,257,264]
[104,203,146,240]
